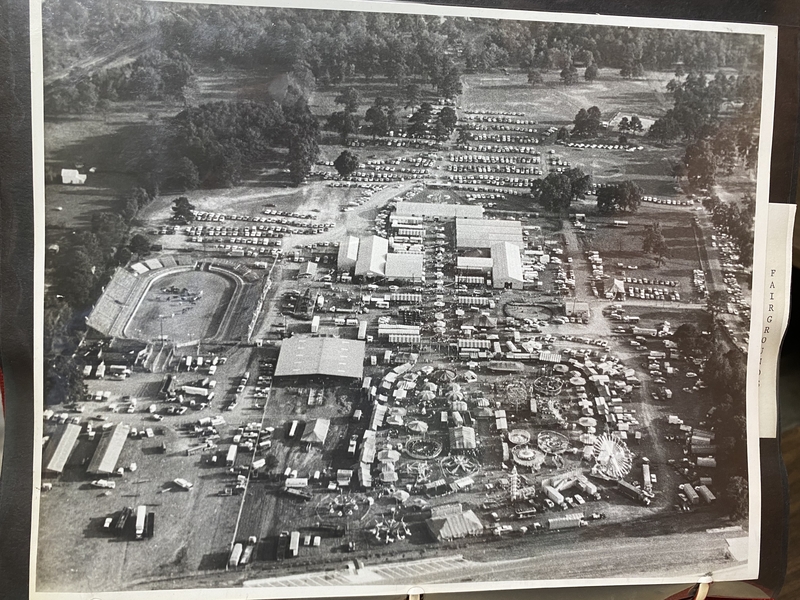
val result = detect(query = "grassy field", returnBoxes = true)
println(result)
[460,70,675,126]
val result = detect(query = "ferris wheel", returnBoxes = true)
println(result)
[591,433,633,480]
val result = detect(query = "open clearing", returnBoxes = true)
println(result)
[461,70,674,125]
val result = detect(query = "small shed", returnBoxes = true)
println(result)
[61,169,87,185]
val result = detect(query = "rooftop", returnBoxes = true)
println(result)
[275,336,366,379]
[355,236,388,277]
[491,241,524,285]
[385,253,425,281]
[395,201,484,219]
[87,423,130,475]
[42,423,81,474]
[456,218,524,249]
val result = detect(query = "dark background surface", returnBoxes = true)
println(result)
[1,1,798,599]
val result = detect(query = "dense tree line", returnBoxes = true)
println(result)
[51,186,156,311]
[703,193,756,267]
[45,50,196,114]
[669,323,750,519]
[164,94,320,188]
[596,180,643,214]
[530,167,590,213]
[702,345,750,518]
[44,1,764,101]
[649,71,760,145]
[42,0,157,74]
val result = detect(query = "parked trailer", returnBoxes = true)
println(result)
[226,445,238,466]
[276,531,290,561]
[681,483,700,505]
[186,442,212,456]
[134,505,147,540]
[145,512,155,539]
[547,513,585,530]
[617,479,651,506]
[289,531,301,557]
[642,463,652,491]
[228,543,243,568]
[695,485,716,504]
[114,507,132,536]
[544,485,564,506]
[288,420,299,439]
[240,543,255,565]
[357,321,368,341]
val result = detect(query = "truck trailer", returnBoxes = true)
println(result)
[289,531,301,557]
[226,444,238,466]
[695,485,716,504]
[681,483,700,505]
[544,485,565,506]
[547,513,585,530]
[228,543,243,568]
[134,505,147,540]
[617,479,652,506]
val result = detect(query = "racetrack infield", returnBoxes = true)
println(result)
[124,269,236,342]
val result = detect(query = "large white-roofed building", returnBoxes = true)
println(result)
[274,336,366,380]
[456,256,494,273]
[395,201,484,219]
[337,236,360,272]
[491,242,524,289]
[456,218,524,249]
[87,423,131,475]
[355,236,389,278]
[42,423,81,475]
[385,253,425,282]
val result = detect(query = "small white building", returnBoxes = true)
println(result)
[61,169,87,185]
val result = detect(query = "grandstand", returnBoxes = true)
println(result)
[159,255,178,269]
[86,268,142,336]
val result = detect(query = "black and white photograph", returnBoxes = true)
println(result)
[31,0,776,596]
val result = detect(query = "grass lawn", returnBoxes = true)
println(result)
[460,69,676,126]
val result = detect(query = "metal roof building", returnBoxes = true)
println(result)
[355,236,388,277]
[395,201,484,219]
[87,423,131,475]
[456,219,524,249]
[456,256,494,272]
[491,242,524,289]
[42,423,81,475]
[385,253,425,281]
[449,426,477,450]
[274,336,366,380]
[299,261,318,278]
[337,236,360,271]
[565,300,591,317]
[301,418,330,445]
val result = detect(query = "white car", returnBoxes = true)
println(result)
[91,479,116,489]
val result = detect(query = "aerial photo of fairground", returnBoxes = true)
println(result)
[37,0,767,593]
